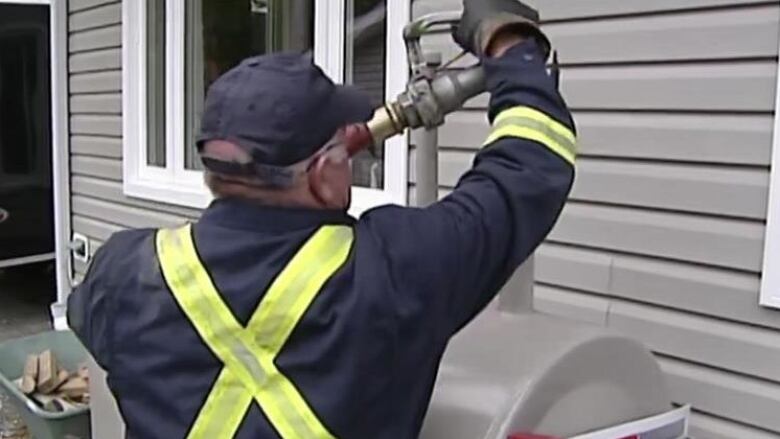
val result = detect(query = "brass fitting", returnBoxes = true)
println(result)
[366,103,408,146]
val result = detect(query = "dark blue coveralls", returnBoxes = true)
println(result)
[67,40,576,439]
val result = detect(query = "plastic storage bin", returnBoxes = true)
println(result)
[0,331,91,439]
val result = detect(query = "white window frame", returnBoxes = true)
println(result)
[760,34,780,309]
[123,0,409,214]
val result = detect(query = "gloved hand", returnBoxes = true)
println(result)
[453,0,551,59]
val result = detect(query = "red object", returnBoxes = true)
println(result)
[510,433,641,439]
[343,123,374,157]
[508,435,563,439]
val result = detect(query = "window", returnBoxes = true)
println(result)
[0,22,50,191]
[0,33,38,175]
[123,0,409,212]
[346,0,387,189]
[181,0,315,171]
[761,35,780,309]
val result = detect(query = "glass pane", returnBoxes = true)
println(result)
[184,0,314,170]
[0,3,54,260]
[146,0,167,167]
[345,0,387,189]
[0,34,38,174]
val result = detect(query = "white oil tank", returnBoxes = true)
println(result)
[420,307,688,439]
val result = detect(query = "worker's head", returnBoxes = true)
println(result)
[197,53,374,210]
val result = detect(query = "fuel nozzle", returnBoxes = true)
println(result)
[347,12,489,156]
[343,105,406,157]
[351,65,486,153]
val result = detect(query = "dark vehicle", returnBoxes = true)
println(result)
[0,4,54,267]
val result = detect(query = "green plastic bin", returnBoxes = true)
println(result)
[0,331,91,439]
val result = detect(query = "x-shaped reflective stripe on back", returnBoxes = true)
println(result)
[157,224,353,439]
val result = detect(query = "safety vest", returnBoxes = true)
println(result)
[156,224,354,439]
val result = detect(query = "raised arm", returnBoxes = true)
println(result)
[360,1,575,337]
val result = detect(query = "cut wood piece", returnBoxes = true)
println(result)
[37,350,60,394]
[52,369,70,391]
[58,376,89,399]
[20,354,38,395]
[77,365,89,380]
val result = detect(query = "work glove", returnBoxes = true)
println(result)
[453,0,551,59]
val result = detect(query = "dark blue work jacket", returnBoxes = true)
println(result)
[67,41,575,439]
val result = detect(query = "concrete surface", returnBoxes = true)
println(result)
[0,263,54,343]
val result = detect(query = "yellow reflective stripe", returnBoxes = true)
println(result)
[485,106,577,165]
[494,106,575,144]
[493,116,576,158]
[156,224,353,439]
[157,226,266,396]
[260,356,327,439]
[248,226,353,349]
[246,226,353,439]
[486,125,577,165]
[188,370,249,439]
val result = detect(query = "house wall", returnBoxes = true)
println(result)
[68,0,199,278]
[412,0,780,437]
[68,0,780,437]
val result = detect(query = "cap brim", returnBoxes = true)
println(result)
[330,84,375,125]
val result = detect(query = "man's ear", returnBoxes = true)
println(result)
[308,154,349,209]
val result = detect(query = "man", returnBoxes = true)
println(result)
[67,0,576,437]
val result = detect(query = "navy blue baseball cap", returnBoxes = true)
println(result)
[196,53,374,174]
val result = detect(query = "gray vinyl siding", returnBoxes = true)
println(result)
[413,0,780,438]
[68,0,199,279]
